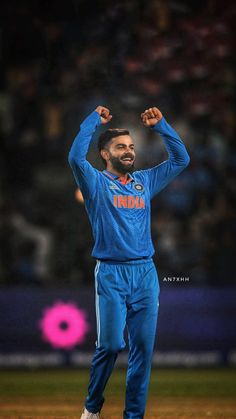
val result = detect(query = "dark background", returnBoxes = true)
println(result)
[0,0,235,363]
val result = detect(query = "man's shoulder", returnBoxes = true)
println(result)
[96,169,114,184]
[132,169,149,185]
[133,169,147,179]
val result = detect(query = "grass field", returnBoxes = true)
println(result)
[0,368,236,418]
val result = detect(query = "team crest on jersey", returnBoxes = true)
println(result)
[134,183,144,192]
[109,182,120,190]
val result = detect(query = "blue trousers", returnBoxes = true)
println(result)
[85,259,160,419]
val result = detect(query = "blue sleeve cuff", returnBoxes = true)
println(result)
[151,117,166,132]
[80,110,102,131]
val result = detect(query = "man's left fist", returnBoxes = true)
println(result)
[141,107,162,127]
[95,106,112,124]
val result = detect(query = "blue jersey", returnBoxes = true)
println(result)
[68,111,190,262]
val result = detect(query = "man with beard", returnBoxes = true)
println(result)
[68,106,190,419]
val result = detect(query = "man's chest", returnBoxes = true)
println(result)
[98,178,149,211]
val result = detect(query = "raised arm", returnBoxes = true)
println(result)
[68,106,112,199]
[140,107,190,198]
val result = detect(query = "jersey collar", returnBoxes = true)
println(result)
[103,170,134,184]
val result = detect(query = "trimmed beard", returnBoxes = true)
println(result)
[109,155,135,175]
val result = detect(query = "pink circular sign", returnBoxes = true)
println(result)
[39,301,90,349]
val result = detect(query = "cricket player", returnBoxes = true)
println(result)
[68,105,190,419]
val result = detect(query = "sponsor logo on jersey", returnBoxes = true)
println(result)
[113,195,145,209]
[134,183,144,192]
[109,182,120,190]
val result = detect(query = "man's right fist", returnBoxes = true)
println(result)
[95,106,112,124]
[141,107,162,127]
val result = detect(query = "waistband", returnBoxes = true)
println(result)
[96,258,153,266]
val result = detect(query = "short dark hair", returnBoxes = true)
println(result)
[98,128,130,151]
[98,128,130,166]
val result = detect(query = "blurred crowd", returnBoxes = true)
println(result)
[0,0,235,286]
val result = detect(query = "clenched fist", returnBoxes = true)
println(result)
[95,106,112,124]
[141,107,162,127]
